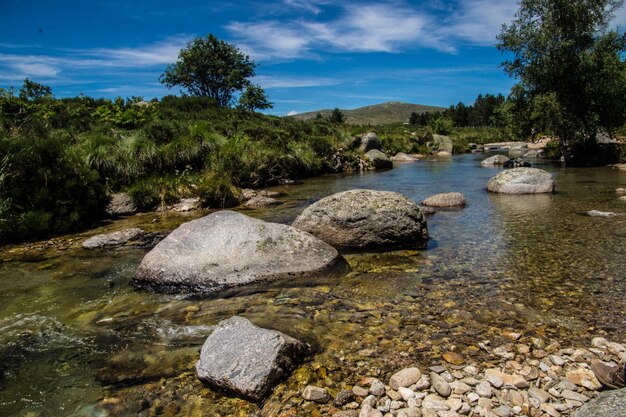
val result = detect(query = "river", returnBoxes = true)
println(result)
[1,153,625,417]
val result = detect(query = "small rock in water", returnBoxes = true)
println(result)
[421,192,467,208]
[430,372,452,397]
[82,228,146,249]
[586,210,616,218]
[442,351,465,365]
[302,385,329,403]
[335,389,356,406]
[390,367,422,390]
[245,196,282,208]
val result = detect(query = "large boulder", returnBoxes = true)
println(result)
[481,155,510,166]
[196,316,309,402]
[292,189,428,249]
[430,135,453,154]
[359,132,382,152]
[365,150,392,169]
[106,192,136,216]
[83,228,146,249]
[392,152,417,163]
[422,192,467,208]
[487,168,555,194]
[572,388,626,417]
[134,211,340,292]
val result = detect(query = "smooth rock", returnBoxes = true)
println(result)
[83,228,145,249]
[365,149,393,169]
[487,168,555,194]
[302,385,329,403]
[135,211,340,293]
[431,372,452,397]
[360,404,384,417]
[392,152,418,162]
[561,390,588,402]
[484,369,529,389]
[360,132,382,152]
[481,155,510,166]
[195,316,309,402]
[572,388,626,417]
[245,196,282,208]
[292,189,428,250]
[390,368,422,390]
[354,386,370,397]
[106,192,136,216]
[422,192,467,208]
[398,387,416,401]
[475,381,493,398]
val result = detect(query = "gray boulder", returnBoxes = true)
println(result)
[172,197,200,212]
[481,155,510,166]
[106,193,136,216]
[360,132,382,152]
[430,134,453,153]
[196,316,309,402]
[365,150,392,169]
[572,388,626,417]
[503,158,531,168]
[422,192,467,208]
[292,189,428,249]
[392,152,417,163]
[245,196,282,208]
[487,168,555,194]
[134,211,340,292]
[83,228,146,249]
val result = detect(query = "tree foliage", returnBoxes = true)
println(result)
[497,0,626,162]
[238,84,273,111]
[160,34,259,107]
[329,108,345,123]
[19,78,53,101]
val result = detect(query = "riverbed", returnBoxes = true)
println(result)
[1,153,625,417]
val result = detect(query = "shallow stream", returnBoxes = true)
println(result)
[1,154,625,417]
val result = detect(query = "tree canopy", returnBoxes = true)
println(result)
[237,84,273,111]
[160,34,263,108]
[329,108,345,123]
[497,0,626,162]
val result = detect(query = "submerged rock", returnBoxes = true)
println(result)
[245,196,282,208]
[292,189,428,249]
[195,316,309,402]
[134,211,340,293]
[587,210,616,218]
[572,388,626,417]
[487,168,555,194]
[421,192,467,208]
[365,150,393,169]
[83,228,146,249]
[106,193,136,216]
[360,132,382,152]
[503,158,531,168]
[481,155,510,166]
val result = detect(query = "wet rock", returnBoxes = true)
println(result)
[239,188,257,200]
[390,367,422,390]
[292,189,428,250]
[616,188,626,194]
[430,372,451,397]
[481,155,510,166]
[442,352,465,365]
[195,316,309,402]
[83,228,146,249]
[421,192,466,208]
[360,132,382,152]
[418,205,436,215]
[302,385,329,403]
[572,388,626,417]
[365,150,393,169]
[245,196,282,208]
[586,210,616,218]
[172,197,200,212]
[135,211,340,293]
[503,158,531,168]
[106,192,136,216]
[335,389,356,406]
[392,152,417,163]
[487,167,555,194]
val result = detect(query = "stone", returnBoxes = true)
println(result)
[390,368,422,390]
[616,188,626,194]
[528,386,551,403]
[396,409,421,417]
[493,405,512,417]
[467,392,480,403]
[360,132,382,152]
[436,151,452,157]
[451,381,471,395]
[239,188,257,200]
[360,404,384,417]
[362,395,378,408]
[540,403,561,417]
[484,369,529,389]
[195,316,309,402]
[292,189,428,250]
[481,155,510,166]
[586,210,616,218]
[392,152,418,163]
[135,211,340,293]
[475,381,493,398]
[418,205,437,215]
[387,389,402,401]
[370,379,386,396]
[430,135,453,153]
[335,389,356,406]
[561,390,588,402]
[106,192,136,216]
[421,193,467,208]
[333,412,359,417]
[431,372,452,397]
[423,394,449,410]
[399,387,416,401]
[365,149,393,169]
[566,368,602,390]
[245,196,282,208]
[487,167,555,194]
[572,388,626,417]
[83,228,146,249]
[446,398,462,412]
[437,411,460,417]
[354,386,370,397]
[302,385,329,403]
[503,158,531,168]
[172,197,200,212]
[415,375,431,390]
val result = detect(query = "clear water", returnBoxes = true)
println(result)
[1,153,625,417]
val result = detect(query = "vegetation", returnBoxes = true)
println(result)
[497,0,626,164]
[329,108,345,124]
[292,102,444,125]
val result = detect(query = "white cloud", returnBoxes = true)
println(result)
[254,75,341,88]
[287,110,299,115]
[443,0,517,45]
[283,0,325,14]
[227,21,312,60]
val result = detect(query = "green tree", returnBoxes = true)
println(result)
[19,78,53,101]
[409,112,419,125]
[160,34,257,107]
[237,84,273,111]
[431,117,454,135]
[497,0,626,163]
[329,108,345,124]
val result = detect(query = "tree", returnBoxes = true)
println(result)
[160,34,259,107]
[19,78,52,101]
[237,84,273,111]
[329,108,345,123]
[497,0,626,163]
[409,112,419,125]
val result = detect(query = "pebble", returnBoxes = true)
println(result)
[565,368,602,390]
[302,385,329,403]
[528,386,550,403]
[423,394,449,411]
[390,368,422,390]
[370,379,386,396]
[360,404,383,417]
[430,365,447,373]
[560,389,588,402]
[335,389,356,406]
[445,398,462,412]
[540,403,561,417]
[492,405,512,417]
[442,352,465,365]
[475,381,492,398]
[450,381,471,395]
[467,392,480,403]
[387,389,401,401]
[353,386,369,397]
[430,372,452,397]
[437,411,459,417]
[415,375,431,390]
[362,395,378,408]
[398,387,415,401]
[396,409,421,417]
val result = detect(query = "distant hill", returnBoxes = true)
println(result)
[290,101,444,125]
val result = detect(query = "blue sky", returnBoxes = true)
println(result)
[2,0,626,115]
